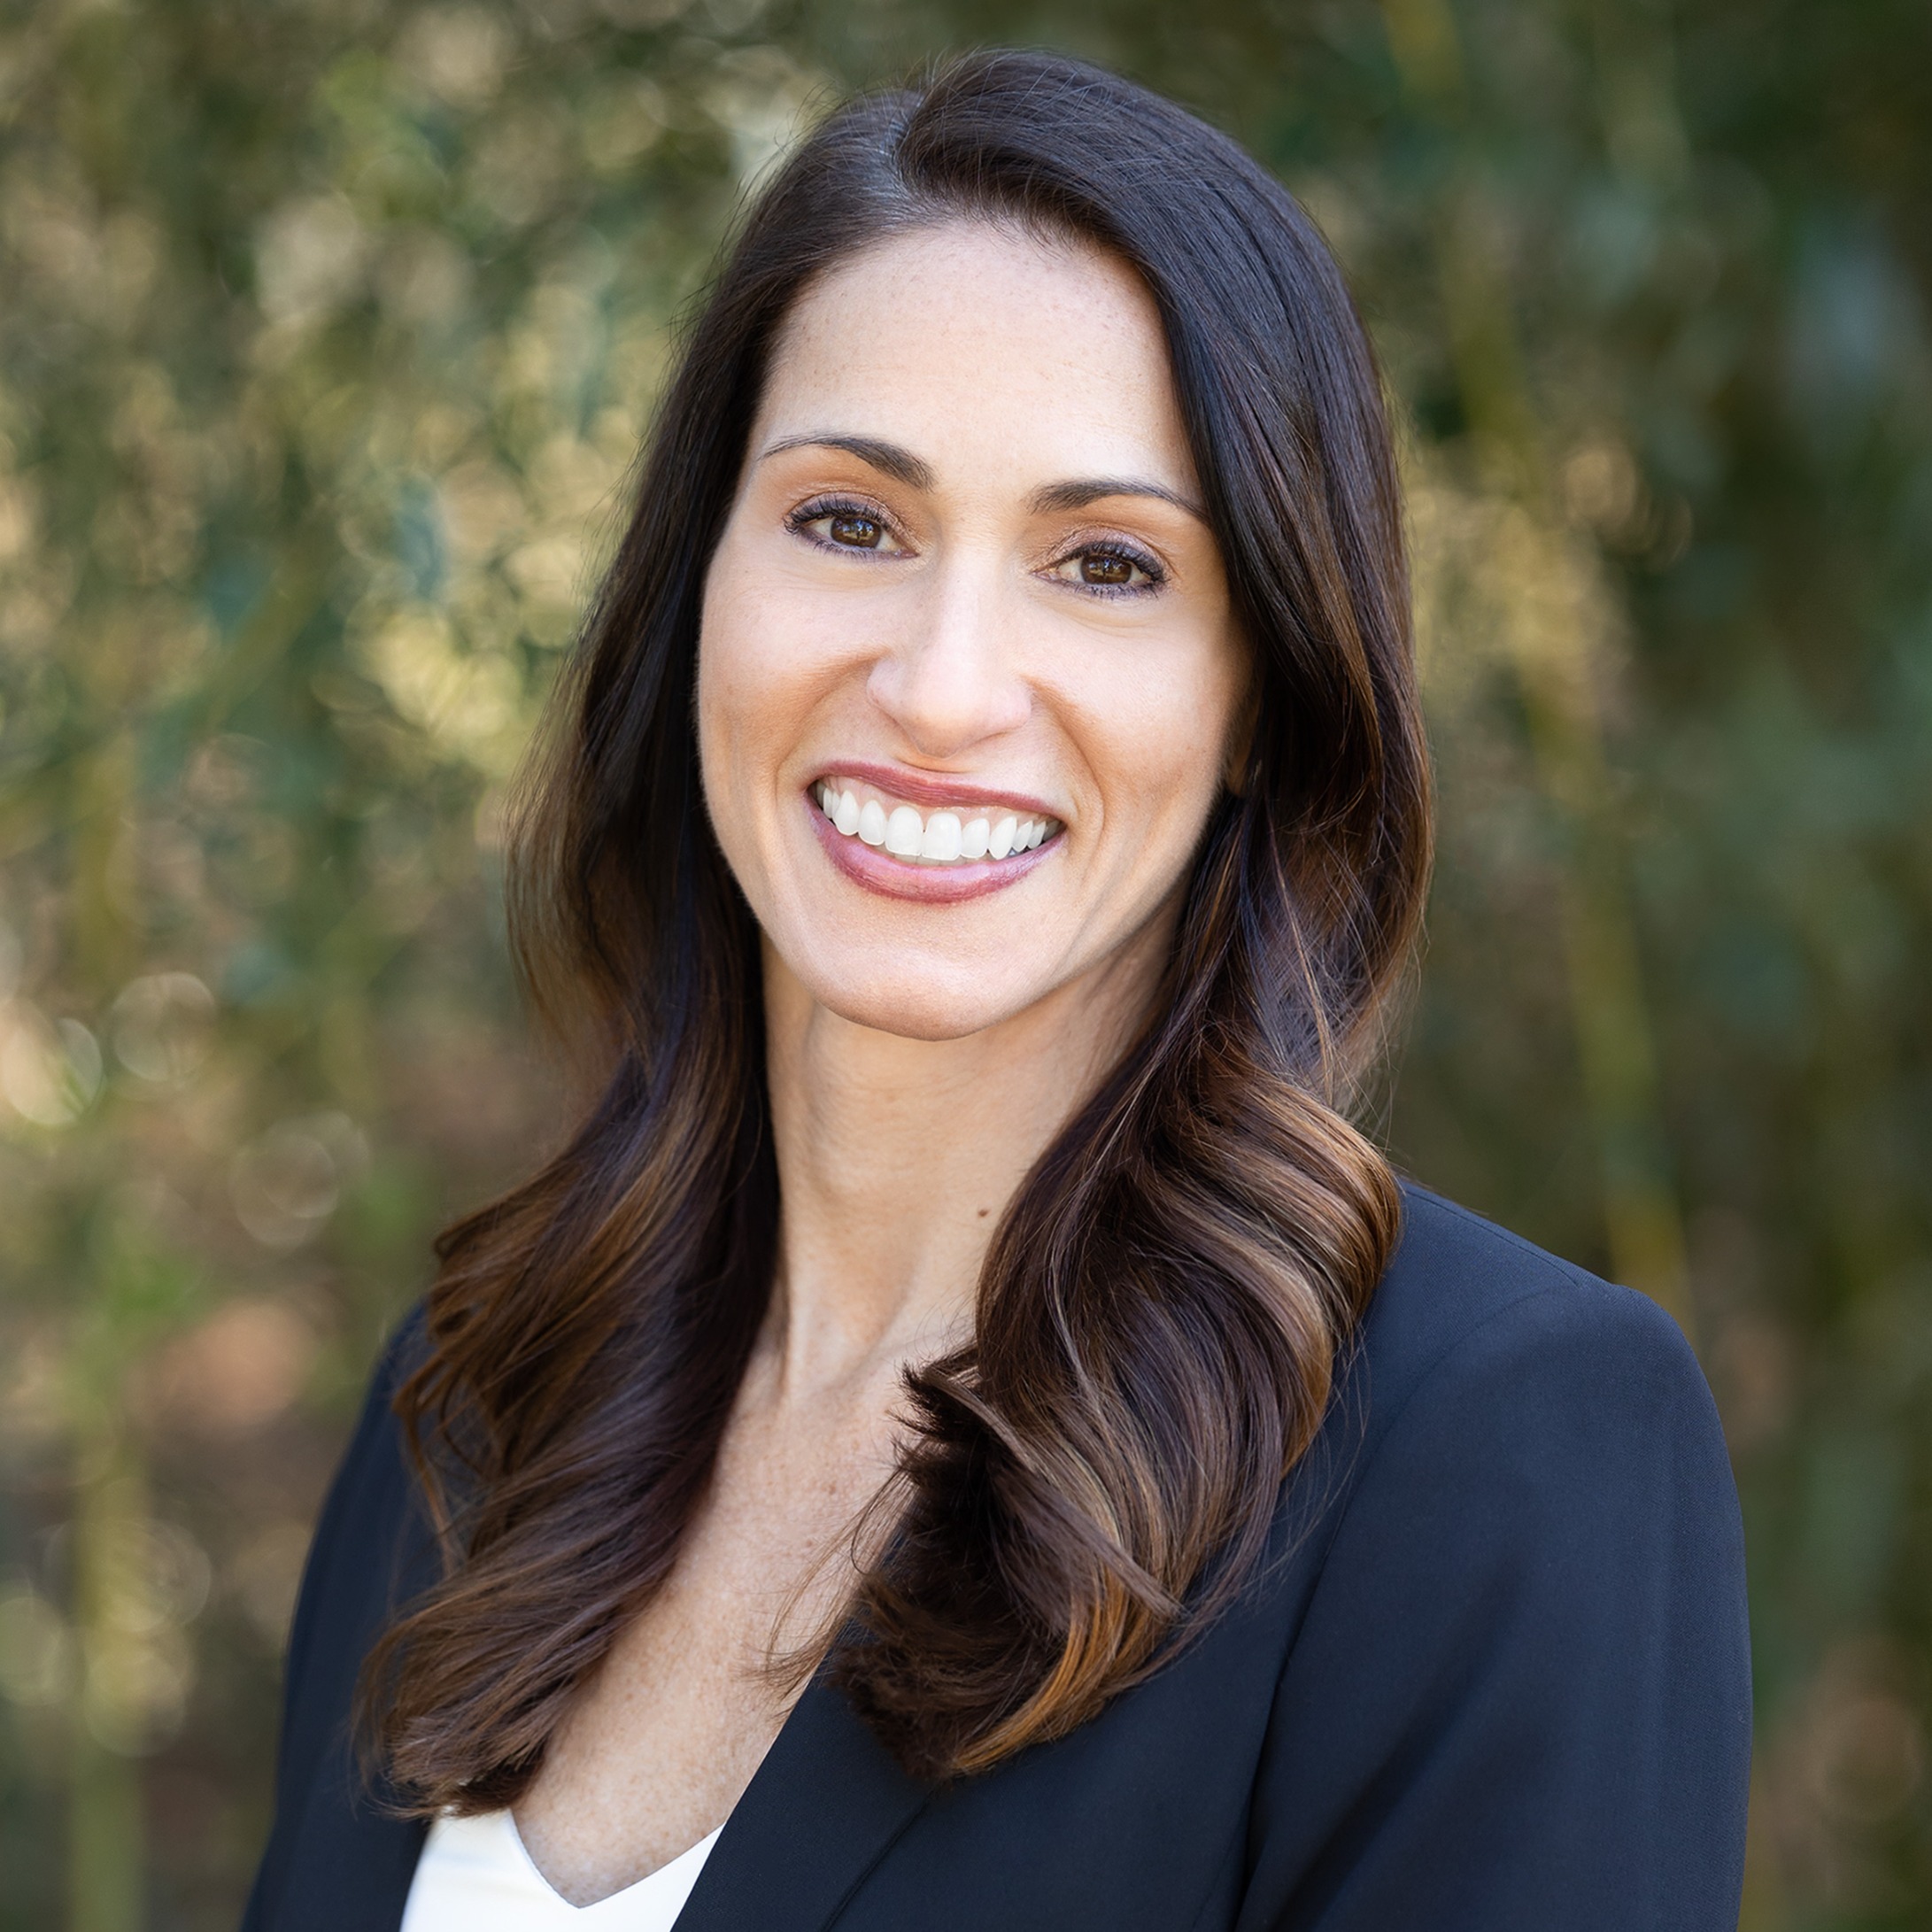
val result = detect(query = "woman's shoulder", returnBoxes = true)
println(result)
[1239,1213,1750,1927]
[313,1304,429,1527]
[1291,1181,1739,1585]
[1356,1180,1714,1444]
[243,1307,437,1930]
[276,1306,435,1740]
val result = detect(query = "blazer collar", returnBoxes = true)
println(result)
[294,1673,921,1932]
[676,1673,930,1932]
[302,1635,923,1932]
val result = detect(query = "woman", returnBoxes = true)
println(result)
[243,50,1750,1932]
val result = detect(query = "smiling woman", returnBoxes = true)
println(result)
[701,228,1244,1019]
[242,50,1750,1932]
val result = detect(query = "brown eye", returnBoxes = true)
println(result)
[1079,551,1135,586]
[829,512,883,549]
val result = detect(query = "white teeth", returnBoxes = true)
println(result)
[815,782,1056,867]
[920,811,962,861]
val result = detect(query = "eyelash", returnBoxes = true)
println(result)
[785,495,1169,598]
[785,494,900,553]
[1055,533,1168,597]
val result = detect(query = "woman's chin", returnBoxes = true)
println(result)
[792,962,1046,1045]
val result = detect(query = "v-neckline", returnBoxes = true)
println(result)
[670,1671,931,1932]
[499,1810,724,1917]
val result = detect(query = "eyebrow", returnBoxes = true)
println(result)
[758,434,935,490]
[1028,476,1206,521]
[758,434,1206,522]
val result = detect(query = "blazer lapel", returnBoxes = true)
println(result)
[676,1675,930,1932]
[264,1759,427,1932]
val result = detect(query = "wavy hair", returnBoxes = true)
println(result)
[361,48,1432,1799]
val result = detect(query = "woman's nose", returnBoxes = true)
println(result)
[863,558,1032,759]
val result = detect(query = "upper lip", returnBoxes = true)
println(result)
[808,760,1062,820]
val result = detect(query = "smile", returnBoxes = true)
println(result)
[811,779,1063,866]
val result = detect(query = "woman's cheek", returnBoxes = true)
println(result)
[696,603,772,867]
[1080,651,1234,854]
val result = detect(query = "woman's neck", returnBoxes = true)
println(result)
[757,924,1167,1402]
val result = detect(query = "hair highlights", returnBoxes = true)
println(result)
[361,48,1431,1800]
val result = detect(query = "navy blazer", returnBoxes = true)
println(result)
[242,1186,1751,1931]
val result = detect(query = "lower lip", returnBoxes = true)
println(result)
[807,800,1057,903]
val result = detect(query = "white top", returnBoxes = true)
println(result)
[400,1810,723,1932]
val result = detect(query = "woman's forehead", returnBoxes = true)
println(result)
[752,222,1200,502]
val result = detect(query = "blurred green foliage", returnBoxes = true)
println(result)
[1,0,1928,1925]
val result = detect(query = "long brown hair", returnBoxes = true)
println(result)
[362,49,1432,1800]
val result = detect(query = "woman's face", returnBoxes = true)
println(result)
[699,222,1246,1042]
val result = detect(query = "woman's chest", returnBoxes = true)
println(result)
[513,1421,893,1903]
